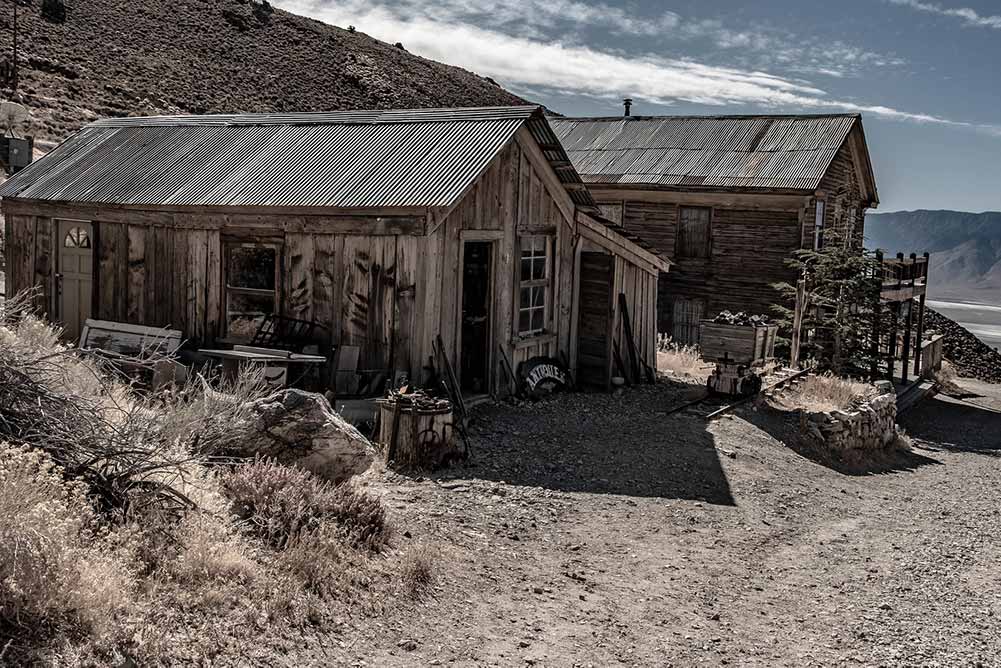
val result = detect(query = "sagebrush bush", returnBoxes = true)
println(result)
[0,444,130,637]
[0,296,422,663]
[222,457,388,551]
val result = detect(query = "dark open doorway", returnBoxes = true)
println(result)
[576,251,613,389]
[460,241,493,394]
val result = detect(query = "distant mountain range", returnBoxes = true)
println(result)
[3,0,526,147]
[865,210,1001,304]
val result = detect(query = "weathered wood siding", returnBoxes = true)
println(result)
[430,130,577,395]
[593,129,871,339]
[3,131,666,397]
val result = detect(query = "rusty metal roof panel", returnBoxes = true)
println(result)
[1,106,594,209]
[550,114,858,191]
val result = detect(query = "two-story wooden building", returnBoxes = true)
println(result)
[551,113,878,343]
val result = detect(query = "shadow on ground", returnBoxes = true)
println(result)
[438,383,736,505]
[899,393,1001,457]
[739,402,941,475]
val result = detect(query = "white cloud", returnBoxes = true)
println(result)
[887,0,1001,28]
[276,0,1000,135]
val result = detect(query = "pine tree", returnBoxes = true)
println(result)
[772,224,886,376]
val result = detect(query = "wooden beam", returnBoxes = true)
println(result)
[576,211,670,274]
[584,187,811,212]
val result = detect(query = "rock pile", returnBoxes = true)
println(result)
[804,380,900,452]
[924,308,1001,383]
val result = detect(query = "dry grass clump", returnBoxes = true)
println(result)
[399,542,438,599]
[0,292,427,665]
[777,372,877,413]
[656,335,712,381]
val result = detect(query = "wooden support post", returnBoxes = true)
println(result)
[901,299,913,385]
[871,250,883,380]
[914,292,927,377]
[790,276,806,369]
[887,301,899,383]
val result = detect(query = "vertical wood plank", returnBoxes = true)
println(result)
[127,225,146,325]
[312,234,337,344]
[284,232,314,324]
[205,229,221,342]
[395,235,417,379]
[33,217,52,315]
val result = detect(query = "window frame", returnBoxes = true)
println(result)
[676,205,712,259]
[516,235,552,338]
[223,240,282,341]
[814,199,826,250]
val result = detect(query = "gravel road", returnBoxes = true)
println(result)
[306,378,1001,667]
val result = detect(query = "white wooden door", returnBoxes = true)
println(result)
[57,221,93,341]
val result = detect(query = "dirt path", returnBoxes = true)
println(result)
[314,379,1001,667]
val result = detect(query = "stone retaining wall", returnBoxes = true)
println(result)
[803,380,899,452]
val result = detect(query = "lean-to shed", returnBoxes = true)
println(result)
[1,106,669,395]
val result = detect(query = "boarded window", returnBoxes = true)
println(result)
[225,243,278,340]
[814,200,826,250]
[518,236,550,336]
[677,206,711,258]
[671,298,705,346]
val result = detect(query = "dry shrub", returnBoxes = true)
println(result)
[168,514,261,586]
[282,525,374,598]
[0,296,424,663]
[777,372,876,413]
[656,335,711,381]
[399,542,438,599]
[222,457,388,552]
[0,444,131,639]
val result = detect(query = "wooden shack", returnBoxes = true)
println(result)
[551,113,879,344]
[1,106,669,395]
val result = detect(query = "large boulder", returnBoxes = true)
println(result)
[226,389,374,482]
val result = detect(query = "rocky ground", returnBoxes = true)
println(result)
[283,376,1001,667]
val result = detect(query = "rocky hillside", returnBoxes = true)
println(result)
[0,0,527,146]
[865,210,1001,302]
[925,307,1001,383]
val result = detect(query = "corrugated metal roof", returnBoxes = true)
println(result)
[550,114,859,192]
[1,106,595,209]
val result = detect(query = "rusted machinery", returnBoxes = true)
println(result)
[699,316,778,397]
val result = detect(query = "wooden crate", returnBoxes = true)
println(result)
[699,321,778,365]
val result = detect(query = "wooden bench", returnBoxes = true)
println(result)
[79,319,186,388]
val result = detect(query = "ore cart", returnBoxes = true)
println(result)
[699,321,778,397]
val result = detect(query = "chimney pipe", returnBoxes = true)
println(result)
[623,98,633,117]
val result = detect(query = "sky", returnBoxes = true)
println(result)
[274,0,1001,213]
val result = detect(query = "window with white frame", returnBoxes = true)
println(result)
[814,200,826,250]
[518,236,550,336]
[225,242,279,340]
